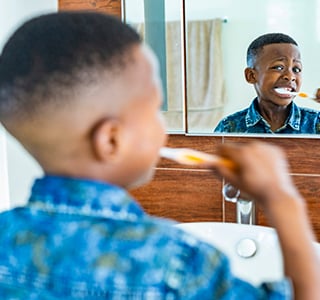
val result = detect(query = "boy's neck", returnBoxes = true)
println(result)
[257,101,291,131]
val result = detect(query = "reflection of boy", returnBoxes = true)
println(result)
[214,33,320,133]
[0,13,319,299]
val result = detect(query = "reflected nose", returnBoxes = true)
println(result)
[283,70,296,82]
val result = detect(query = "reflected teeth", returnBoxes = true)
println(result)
[275,88,311,99]
[275,88,296,95]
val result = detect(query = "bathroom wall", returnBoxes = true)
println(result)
[58,0,320,241]
[0,127,9,211]
[0,1,58,51]
[0,0,58,207]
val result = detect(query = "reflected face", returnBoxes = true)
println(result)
[247,43,302,107]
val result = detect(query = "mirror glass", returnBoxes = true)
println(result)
[123,0,320,135]
[123,0,185,133]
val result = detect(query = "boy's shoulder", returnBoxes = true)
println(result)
[298,106,320,116]
[221,107,250,121]
[214,107,250,133]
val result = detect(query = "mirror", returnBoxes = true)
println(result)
[123,0,320,136]
[123,0,185,132]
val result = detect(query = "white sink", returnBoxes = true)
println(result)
[174,222,287,285]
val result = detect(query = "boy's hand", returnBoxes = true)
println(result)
[314,88,320,103]
[214,142,299,207]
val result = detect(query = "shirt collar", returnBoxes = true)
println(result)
[245,98,263,127]
[28,175,145,221]
[245,98,301,131]
[286,102,301,130]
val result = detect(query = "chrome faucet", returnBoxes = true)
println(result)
[222,183,256,225]
[236,199,255,225]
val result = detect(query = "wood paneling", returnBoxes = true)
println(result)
[58,0,121,17]
[132,134,320,241]
[130,168,223,223]
[223,136,320,174]
[293,176,320,238]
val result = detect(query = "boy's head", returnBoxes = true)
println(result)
[244,33,302,106]
[0,12,167,189]
[246,33,298,68]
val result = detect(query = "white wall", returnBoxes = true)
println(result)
[0,0,58,208]
[0,127,9,211]
[0,0,58,51]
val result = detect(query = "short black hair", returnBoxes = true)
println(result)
[246,33,298,67]
[0,11,141,122]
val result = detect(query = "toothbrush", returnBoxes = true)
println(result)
[274,88,312,99]
[159,147,235,169]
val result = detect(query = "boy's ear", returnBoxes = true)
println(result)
[244,67,257,84]
[91,118,121,162]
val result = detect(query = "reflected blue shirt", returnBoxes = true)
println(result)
[0,175,292,299]
[214,98,320,134]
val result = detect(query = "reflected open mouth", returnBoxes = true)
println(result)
[275,88,310,99]
[274,87,297,96]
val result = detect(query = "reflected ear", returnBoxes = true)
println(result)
[91,118,120,162]
[244,67,257,84]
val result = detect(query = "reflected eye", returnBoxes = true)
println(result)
[293,66,302,73]
[272,65,284,71]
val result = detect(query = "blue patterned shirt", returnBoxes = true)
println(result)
[0,175,292,299]
[214,98,320,134]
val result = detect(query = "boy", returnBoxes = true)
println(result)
[214,33,320,133]
[0,12,319,299]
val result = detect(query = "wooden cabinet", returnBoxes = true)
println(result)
[130,135,320,241]
[58,0,121,17]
